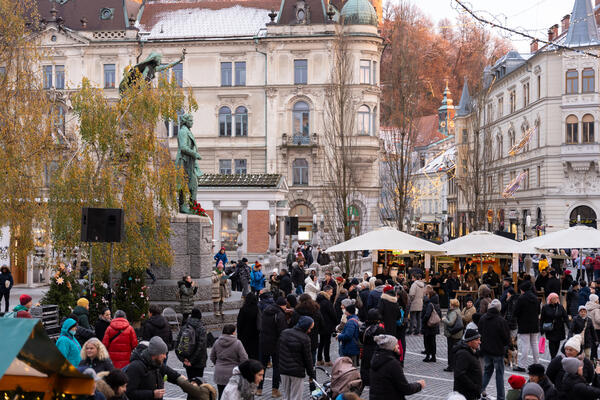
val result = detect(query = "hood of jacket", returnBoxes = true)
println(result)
[414,280,425,289]
[215,334,237,347]
[96,372,116,399]
[305,276,316,286]
[264,303,284,317]
[147,315,167,329]
[13,304,28,312]
[586,301,600,312]
[317,292,331,301]
[186,317,203,329]
[381,293,397,303]
[370,348,398,371]
[73,305,88,316]
[521,290,539,304]
[61,318,77,336]
[109,317,131,331]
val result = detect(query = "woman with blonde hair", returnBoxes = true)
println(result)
[78,337,114,373]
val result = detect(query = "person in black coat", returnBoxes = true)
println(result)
[358,283,370,322]
[316,288,336,366]
[236,292,259,360]
[359,309,385,387]
[528,364,558,400]
[453,329,483,400]
[557,357,600,400]
[0,265,13,313]
[421,288,441,362]
[278,269,293,296]
[570,306,597,358]
[95,308,112,346]
[478,299,510,400]
[175,308,208,380]
[544,271,561,299]
[278,316,316,385]
[377,286,400,337]
[546,336,596,392]
[513,281,541,371]
[258,297,288,394]
[141,305,172,350]
[288,294,324,364]
[334,288,348,322]
[320,272,337,300]
[540,293,569,359]
[369,334,424,400]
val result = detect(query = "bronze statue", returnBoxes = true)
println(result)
[176,113,202,214]
[119,50,185,94]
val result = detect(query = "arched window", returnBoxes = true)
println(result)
[347,205,361,236]
[583,68,595,92]
[566,70,578,94]
[496,135,503,159]
[235,106,247,137]
[566,115,578,144]
[219,107,232,136]
[508,129,515,148]
[583,114,594,143]
[292,158,308,186]
[357,105,371,135]
[570,205,597,228]
[292,101,310,139]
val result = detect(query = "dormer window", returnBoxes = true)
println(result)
[295,0,309,23]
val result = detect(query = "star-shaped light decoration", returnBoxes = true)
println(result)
[56,277,64,285]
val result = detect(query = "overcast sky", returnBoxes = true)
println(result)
[412,0,578,53]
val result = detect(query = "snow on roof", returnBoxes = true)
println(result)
[140,4,272,39]
[417,146,456,174]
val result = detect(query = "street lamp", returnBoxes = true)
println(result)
[236,213,244,260]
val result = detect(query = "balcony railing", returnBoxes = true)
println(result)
[281,133,318,147]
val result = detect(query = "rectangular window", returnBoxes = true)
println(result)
[497,97,503,118]
[43,65,52,89]
[221,62,232,86]
[373,61,377,85]
[523,82,530,107]
[359,59,371,84]
[103,64,115,89]
[498,173,503,193]
[234,62,246,86]
[509,90,516,113]
[537,75,541,99]
[462,129,468,144]
[537,165,541,187]
[0,66,6,77]
[583,68,595,93]
[172,63,183,87]
[566,69,578,94]
[234,159,247,174]
[294,59,307,85]
[524,169,530,190]
[55,65,65,89]
[220,211,240,251]
[219,159,232,174]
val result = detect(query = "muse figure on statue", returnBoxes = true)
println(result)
[176,113,202,214]
[119,49,186,94]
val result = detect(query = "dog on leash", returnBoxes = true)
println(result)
[505,336,518,369]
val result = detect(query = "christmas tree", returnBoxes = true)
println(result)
[114,269,149,322]
[88,273,111,323]
[41,263,83,318]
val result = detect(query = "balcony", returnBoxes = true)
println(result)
[281,132,318,147]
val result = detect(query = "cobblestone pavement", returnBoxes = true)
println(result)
[165,332,555,400]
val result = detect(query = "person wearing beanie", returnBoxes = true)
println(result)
[478,292,510,400]
[176,306,208,380]
[506,374,526,400]
[556,357,600,400]
[545,334,595,393]
[126,336,183,400]
[378,283,400,337]
[12,293,33,318]
[258,293,288,398]
[513,276,541,372]
[522,382,545,400]
[73,297,91,329]
[102,310,137,369]
[56,318,82,367]
[78,367,105,400]
[338,303,361,365]
[369,334,424,400]
[278,314,315,400]
[421,285,441,363]
[359,309,385,386]
[212,260,229,317]
[527,364,557,400]
[571,304,597,359]
[96,368,128,400]
[214,246,228,268]
[540,292,569,359]
[453,329,482,400]
[316,286,337,367]
[178,275,198,323]
[585,292,600,359]
[288,294,323,371]
[461,297,476,326]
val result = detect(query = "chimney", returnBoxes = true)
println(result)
[530,39,539,53]
[561,14,570,33]
[548,24,559,41]
[596,0,600,25]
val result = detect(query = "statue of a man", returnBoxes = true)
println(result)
[176,113,202,214]
[119,50,185,94]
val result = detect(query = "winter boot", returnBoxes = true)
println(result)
[272,389,281,398]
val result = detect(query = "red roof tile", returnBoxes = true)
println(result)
[413,114,443,148]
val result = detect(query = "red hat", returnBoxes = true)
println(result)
[220,247,225,251]
[565,270,572,275]
[335,276,344,283]
[508,375,526,390]
[20,294,32,306]
[383,285,394,293]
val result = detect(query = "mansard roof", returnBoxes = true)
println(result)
[36,0,141,31]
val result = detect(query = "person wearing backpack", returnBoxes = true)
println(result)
[102,310,138,369]
[442,298,463,372]
[176,307,207,380]
[8,294,33,318]
[359,309,385,386]
[421,285,441,363]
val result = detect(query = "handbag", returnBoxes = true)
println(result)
[538,336,546,354]
[427,307,441,327]
[449,310,464,335]
[542,322,554,332]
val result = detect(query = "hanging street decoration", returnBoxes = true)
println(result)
[502,170,528,198]
[509,126,537,156]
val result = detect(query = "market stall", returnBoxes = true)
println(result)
[0,319,94,400]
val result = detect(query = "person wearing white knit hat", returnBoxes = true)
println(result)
[586,293,600,359]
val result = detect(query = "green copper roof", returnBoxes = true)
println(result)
[341,0,377,26]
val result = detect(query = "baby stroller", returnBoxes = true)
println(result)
[329,357,363,399]
[310,367,332,400]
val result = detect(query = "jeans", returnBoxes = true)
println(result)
[481,354,505,400]
[410,311,422,334]
[281,375,303,400]
[447,336,459,369]
[259,352,281,389]
[518,333,539,368]
[295,284,304,295]
[0,291,9,313]
[317,334,331,362]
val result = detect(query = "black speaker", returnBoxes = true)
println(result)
[81,208,124,243]
[285,216,299,236]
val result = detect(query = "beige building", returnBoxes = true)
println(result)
[454,0,600,239]
[36,0,382,257]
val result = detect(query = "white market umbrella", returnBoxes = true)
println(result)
[522,225,600,249]
[440,230,537,256]
[325,226,443,253]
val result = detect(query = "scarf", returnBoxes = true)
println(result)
[230,373,256,400]
[13,304,28,312]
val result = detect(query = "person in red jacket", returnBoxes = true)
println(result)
[102,309,138,369]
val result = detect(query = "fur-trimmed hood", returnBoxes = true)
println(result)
[381,293,397,303]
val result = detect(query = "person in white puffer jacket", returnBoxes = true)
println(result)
[304,275,320,301]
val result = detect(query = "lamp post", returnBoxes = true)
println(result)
[236,213,244,261]
[312,214,318,245]
[268,213,277,253]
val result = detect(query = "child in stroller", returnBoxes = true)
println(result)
[311,357,363,400]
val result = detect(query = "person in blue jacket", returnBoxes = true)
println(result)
[250,262,266,294]
[56,318,82,367]
[337,304,361,366]
[214,247,228,268]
